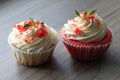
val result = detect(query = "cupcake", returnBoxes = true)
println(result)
[8,18,58,66]
[60,9,112,61]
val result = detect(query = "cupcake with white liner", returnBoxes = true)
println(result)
[60,9,112,61]
[8,18,58,66]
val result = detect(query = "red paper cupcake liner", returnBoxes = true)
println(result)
[61,28,112,61]
[63,40,111,60]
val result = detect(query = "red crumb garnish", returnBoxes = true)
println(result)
[74,28,83,34]
[16,24,28,32]
[34,25,38,28]
[83,17,89,20]
[90,14,96,22]
[40,25,46,30]
[75,10,97,23]
[24,37,35,43]
[80,12,85,15]
[35,20,40,24]
[37,26,48,38]
[37,30,45,38]
[24,20,32,25]
[24,39,29,43]
[15,19,47,39]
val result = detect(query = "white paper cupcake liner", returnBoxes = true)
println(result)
[8,36,58,66]
[9,42,55,66]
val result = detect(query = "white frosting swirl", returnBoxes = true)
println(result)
[63,15,107,42]
[9,21,58,52]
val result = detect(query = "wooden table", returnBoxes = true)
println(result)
[1,0,120,80]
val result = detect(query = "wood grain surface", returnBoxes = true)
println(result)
[0,0,120,80]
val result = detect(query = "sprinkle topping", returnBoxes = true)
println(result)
[14,18,48,43]
[74,27,83,34]
[37,26,48,38]
[63,9,107,42]
[75,9,97,21]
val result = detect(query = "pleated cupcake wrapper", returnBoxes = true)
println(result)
[8,37,57,66]
[11,45,55,66]
[62,39,111,61]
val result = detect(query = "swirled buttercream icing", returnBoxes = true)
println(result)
[10,18,58,51]
[63,10,107,42]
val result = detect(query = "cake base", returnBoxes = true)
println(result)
[61,28,112,61]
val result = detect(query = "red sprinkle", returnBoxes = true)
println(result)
[90,16,95,22]
[17,24,21,29]
[24,39,29,43]
[37,30,45,38]
[80,12,85,15]
[16,24,28,32]
[34,26,38,28]
[24,20,32,25]
[74,28,83,34]
[41,25,45,28]
[83,17,89,20]
[80,12,96,22]
[35,20,40,24]
[37,26,48,38]
[40,26,45,31]
[90,13,96,22]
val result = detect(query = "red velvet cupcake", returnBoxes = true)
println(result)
[60,9,112,61]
